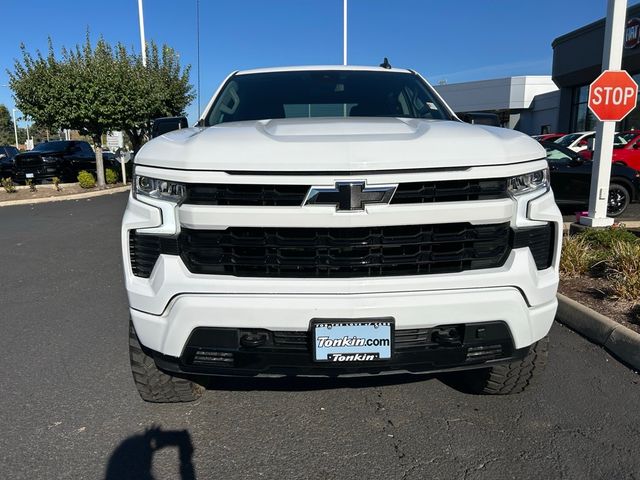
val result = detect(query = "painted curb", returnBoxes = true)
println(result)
[0,185,130,207]
[556,293,640,371]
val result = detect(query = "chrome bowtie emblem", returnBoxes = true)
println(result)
[303,181,397,211]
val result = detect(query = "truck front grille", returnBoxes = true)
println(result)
[178,223,512,277]
[129,223,554,279]
[184,179,508,206]
[14,155,44,170]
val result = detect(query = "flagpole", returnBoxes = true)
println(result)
[343,0,347,65]
[138,0,147,66]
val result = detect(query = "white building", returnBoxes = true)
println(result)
[434,76,560,134]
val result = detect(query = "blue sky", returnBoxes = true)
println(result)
[1,0,638,125]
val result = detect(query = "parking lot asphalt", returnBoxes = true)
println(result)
[1,192,639,480]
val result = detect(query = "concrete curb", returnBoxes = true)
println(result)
[556,293,640,371]
[0,185,130,207]
[562,220,640,231]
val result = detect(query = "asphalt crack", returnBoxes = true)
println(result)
[373,389,421,480]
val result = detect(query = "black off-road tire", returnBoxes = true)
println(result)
[129,320,204,403]
[451,336,548,395]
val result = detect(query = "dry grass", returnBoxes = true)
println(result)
[607,240,640,301]
[560,236,593,278]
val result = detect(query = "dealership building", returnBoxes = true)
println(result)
[552,3,640,133]
[435,4,640,136]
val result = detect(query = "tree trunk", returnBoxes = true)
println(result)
[93,134,106,187]
[125,128,145,154]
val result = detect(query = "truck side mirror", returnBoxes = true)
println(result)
[151,116,189,138]
[458,112,501,127]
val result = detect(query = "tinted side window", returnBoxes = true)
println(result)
[79,142,94,155]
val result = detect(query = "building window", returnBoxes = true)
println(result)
[619,73,640,131]
[570,85,596,132]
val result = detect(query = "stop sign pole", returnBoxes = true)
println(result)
[581,0,631,227]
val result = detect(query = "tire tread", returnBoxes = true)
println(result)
[129,320,204,403]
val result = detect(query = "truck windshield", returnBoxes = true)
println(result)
[33,141,69,152]
[205,70,452,126]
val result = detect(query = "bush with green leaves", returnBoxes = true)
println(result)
[77,170,96,188]
[580,226,638,249]
[1,177,17,193]
[105,168,119,185]
[25,179,37,192]
[52,176,62,191]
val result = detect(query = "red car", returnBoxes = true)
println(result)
[608,130,640,170]
[532,133,565,142]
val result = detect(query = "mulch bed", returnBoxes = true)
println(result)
[0,183,125,202]
[559,277,640,334]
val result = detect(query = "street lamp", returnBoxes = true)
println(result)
[12,109,19,149]
[138,0,147,67]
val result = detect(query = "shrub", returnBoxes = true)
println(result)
[580,226,638,249]
[560,235,593,277]
[77,170,96,188]
[1,177,17,193]
[52,177,62,191]
[105,168,119,185]
[25,179,37,192]
[595,241,640,301]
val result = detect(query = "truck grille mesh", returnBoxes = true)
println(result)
[130,223,554,279]
[184,179,508,206]
[177,223,512,277]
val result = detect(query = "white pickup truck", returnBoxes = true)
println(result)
[122,65,561,402]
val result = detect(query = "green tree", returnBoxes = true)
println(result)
[0,104,17,146]
[8,34,193,186]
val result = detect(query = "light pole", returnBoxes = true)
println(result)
[12,109,19,149]
[138,0,147,67]
[343,0,347,65]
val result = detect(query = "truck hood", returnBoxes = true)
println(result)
[136,118,545,172]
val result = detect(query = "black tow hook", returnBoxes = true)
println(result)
[432,327,462,346]
[240,333,268,348]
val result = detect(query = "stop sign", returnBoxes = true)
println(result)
[588,70,638,121]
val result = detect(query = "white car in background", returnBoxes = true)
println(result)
[555,131,626,153]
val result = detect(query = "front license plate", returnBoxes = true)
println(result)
[25,173,34,179]
[313,320,393,362]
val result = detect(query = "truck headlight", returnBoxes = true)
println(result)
[133,175,186,203]
[507,168,549,197]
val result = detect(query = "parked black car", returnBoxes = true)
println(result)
[13,140,118,184]
[542,141,640,217]
[0,145,20,179]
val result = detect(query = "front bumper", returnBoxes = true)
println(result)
[14,166,60,183]
[149,321,530,377]
[124,163,562,371]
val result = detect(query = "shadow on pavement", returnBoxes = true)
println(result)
[204,373,442,392]
[104,427,195,480]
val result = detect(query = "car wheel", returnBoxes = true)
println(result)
[129,319,204,403]
[443,337,548,395]
[607,183,630,217]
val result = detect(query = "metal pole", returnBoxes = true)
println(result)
[196,0,201,118]
[343,0,347,66]
[138,0,147,67]
[580,0,627,227]
[12,109,18,149]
